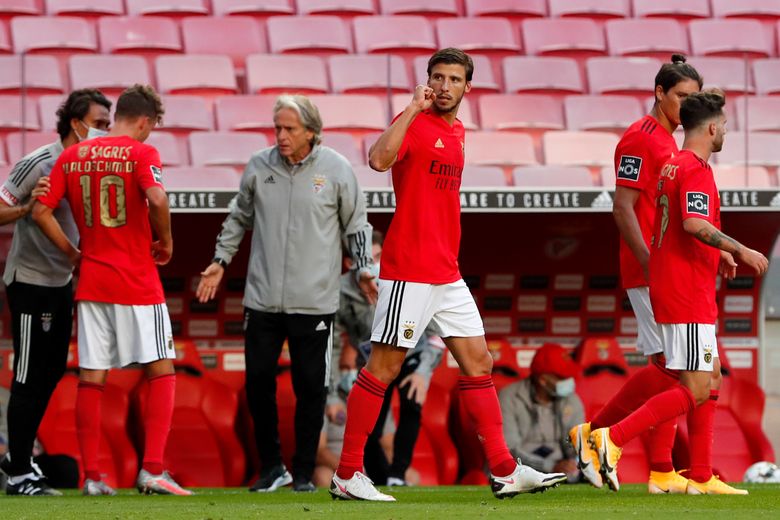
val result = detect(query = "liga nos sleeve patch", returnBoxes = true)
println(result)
[617,155,642,181]
[686,191,710,216]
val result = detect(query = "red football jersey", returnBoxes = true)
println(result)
[39,135,166,305]
[614,115,678,289]
[649,150,721,324]
[380,110,465,284]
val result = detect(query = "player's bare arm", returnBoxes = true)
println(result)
[31,201,80,266]
[368,85,435,172]
[146,186,172,265]
[612,186,650,278]
[0,177,50,226]
[683,217,769,275]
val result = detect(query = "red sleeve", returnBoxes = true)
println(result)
[135,145,164,191]
[37,153,67,209]
[614,131,654,190]
[678,164,716,223]
[392,112,414,163]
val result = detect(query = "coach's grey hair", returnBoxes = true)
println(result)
[273,94,323,146]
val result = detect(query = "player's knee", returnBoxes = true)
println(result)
[689,380,712,405]
[460,349,493,377]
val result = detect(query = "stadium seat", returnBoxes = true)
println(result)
[267,15,352,56]
[0,24,10,54]
[418,380,458,485]
[465,131,538,167]
[298,0,376,17]
[11,16,97,56]
[688,20,773,59]
[352,15,436,56]
[322,131,364,165]
[163,166,240,190]
[464,0,546,19]
[246,55,328,95]
[459,165,508,187]
[0,0,41,21]
[414,54,501,94]
[503,57,584,96]
[353,164,391,187]
[98,16,182,60]
[379,0,459,18]
[479,94,564,132]
[711,0,780,21]
[564,95,643,133]
[126,0,209,17]
[147,131,186,166]
[0,165,12,182]
[586,57,661,97]
[605,19,689,59]
[391,94,478,130]
[600,166,616,188]
[692,57,755,95]
[753,59,780,95]
[512,165,595,187]
[211,0,294,18]
[181,17,266,73]
[156,55,238,98]
[548,0,630,20]
[714,165,776,188]
[160,95,213,132]
[5,131,58,164]
[69,55,150,95]
[543,131,619,167]
[45,0,125,17]
[521,18,606,59]
[214,95,279,138]
[188,131,269,169]
[0,96,39,132]
[0,56,63,96]
[716,132,780,167]
[309,94,388,135]
[736,96,780,132]
[329,55,410,94]
[631,0,710,21]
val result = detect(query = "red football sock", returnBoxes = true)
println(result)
[76,381,104,482]
[647,419,677,473]
[610,385,695,447]
[458,375,516,477]
[142,374,176,476]
[591,361,678,429]
[687,389,718,483]
[336,370,387,480]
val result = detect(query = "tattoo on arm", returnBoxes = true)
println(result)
[694,227,741,253]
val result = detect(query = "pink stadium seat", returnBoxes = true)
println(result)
[0,24,10,54]
[69,55,150,95]
[692,57,755,95]
[379,0,458,18]
[714,165,776,188]
[126,0,209,17]
[322,131,364,165]
[352,15,436,55]
[753,59,780,95]
[414,54,501,94]
[478,94,564,132]
[11,16,97,55]
[521,18,606,58]
[267,15,352,55]
[189,131,269,169]
[147,131,186,166]
[0,56,63,95]
[600,166,616,188]
[247,55,328,94]
[353,165,391,188]
[632,0,710,21]
[6,131,58,164]
[465,131,537,166]
[215,95,278,136]
[564,95,643,133]
[586,57,661,97]
[0,96,39,132]
[38,95,64,131]
[212,0,294,18]
[0,0,41,20]
[464,0,546,19]
[460,165,508,187]
[298,0,375,17]
[436,17,521,54]
[391,94,478,130]
[605,19,689,59]
[163,166,240,190]
[503,57,584,96]
[45,0,124,17]
[512,165,595,187]
[711,0,780,21]
[156,55,238,97]
[543,131,619,167]
[181,17,266,73]
[98,16,181,58]
[0,165,12,180]
[0,141,6,166]
[689,20,773,59]
[548,0,630,20]
[716,132,780,167]
[329,55,410,94]
[309,94,387,133]
[736,96,780,132]
[160,95,213,132]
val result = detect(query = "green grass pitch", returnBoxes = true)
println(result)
[2,484,779,519]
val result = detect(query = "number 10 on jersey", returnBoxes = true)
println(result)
[79,174,127,228]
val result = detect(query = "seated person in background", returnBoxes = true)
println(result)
[499,344,584,483]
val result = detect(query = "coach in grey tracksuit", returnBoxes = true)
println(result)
[196,95,374,492]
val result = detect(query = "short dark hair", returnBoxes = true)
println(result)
[115,84,164,124]
[427,48,474,81]
[680,89,726,131]
[654,54,703,96]
[372,229,384,247]
[55,89,111,140]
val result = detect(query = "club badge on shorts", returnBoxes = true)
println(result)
[402,321,416,340]
[41,313,52,332]
[704,346,713,364]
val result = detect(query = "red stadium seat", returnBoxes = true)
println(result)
[69,55,150,95]
[160,95,213,132]
[0,0,41,20]
[521,18,606,59]
[479,94,564,132]
[632,0,710,21]
[464,0,546,19]
[543,131,619,167]
[98,16,181,60]
[0,141,7,166]
[163,166,240,190]
[586,57,661,97]
[353,15,436,56]
[753,58,780,95]
[465,131,538,167]
[548,0,630,20]
[689,20,773,59]
[298,0,375,17]
[215,95,277,135]
[188,131,269,169]
[126,0,209,17]
[414,54,501,94]
[309,94,388,135]
[45,0,125,17]
[267,15,352,56]
[503,57,584,97]
[147,131,186,166]
[605,19,689,59]
[329,55,410,94]
[714,165,776,188]
[692,57,755,95]
[0,96,39,132]
[391,94,478,130]
[0,56,63,96]
[512,165,595,187]
[212,0,294,18]
[11,16,97,55]
[181,17,266,73]
[418,380,458,484]
[0,24,10,54]
[717,132,780,167]
[5,131,58,164]
[460,165,508,187]
[379,0,458,18]
[322,131,364,165]
[353,165,391,188]
[247,55,329,94]
[736,96,780,132]
[564,95,643,133]
[156,55,238,98]
[711,0,780,21]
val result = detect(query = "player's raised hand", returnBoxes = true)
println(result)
[736,247,769,276]
[410,84,436,112]
[719,250,737,280]
[196,262,225,303]
[151,239,172,265]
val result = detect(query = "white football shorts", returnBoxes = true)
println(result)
[77,301,175,369]
[626,287,663,356]
[660,323,719,372]
[370,278,484,349]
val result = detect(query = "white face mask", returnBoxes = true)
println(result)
[553,378,576,398]
[77,121,108,141]
[368,261,380,279]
